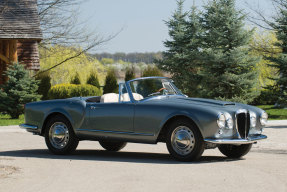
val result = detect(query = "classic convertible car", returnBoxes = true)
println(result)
[20,77,267,161]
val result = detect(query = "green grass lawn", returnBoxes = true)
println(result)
[0,114,24,126]
[256,105,287,120]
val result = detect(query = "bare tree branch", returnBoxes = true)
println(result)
[245,0,274,30]
[33,31,121,77]
[37,0,100,48]
[33,0,122,74]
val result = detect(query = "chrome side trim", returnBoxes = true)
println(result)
[76,129,154,136]
[19,124,38,130]
[204,135,267,144]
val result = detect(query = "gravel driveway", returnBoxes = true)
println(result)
[0,121,286,192]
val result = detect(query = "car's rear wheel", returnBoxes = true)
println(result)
[45,115,79,155]
[99,141,127,151]
[218,144,252,158]
[166,119,204,161]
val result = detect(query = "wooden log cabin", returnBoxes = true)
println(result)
[0,0,42,84]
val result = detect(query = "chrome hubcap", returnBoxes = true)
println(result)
[171,126,195,155]
[49,122,69,149]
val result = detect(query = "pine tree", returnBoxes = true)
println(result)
[36,71,51,100]
[86,72,100,89]
[182,6,203,96]
[267,1,287,107]
[103,69,118,94]
[125,68,135,81]
[0,63,40,119]
[200,0,259,103]
[157,0,202,97]
[142,66,162,77]
[70,72,81,84]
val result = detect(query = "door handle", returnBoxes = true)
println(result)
[90,106,97,110]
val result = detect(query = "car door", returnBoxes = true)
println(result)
[87,102,134,133]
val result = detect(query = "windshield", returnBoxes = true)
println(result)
[129,78,182,100]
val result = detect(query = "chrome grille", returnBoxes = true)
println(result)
[236,111,250,139]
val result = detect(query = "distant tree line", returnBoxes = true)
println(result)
[92,52,162,64]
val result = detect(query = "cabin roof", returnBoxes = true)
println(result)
[0,0,42,40]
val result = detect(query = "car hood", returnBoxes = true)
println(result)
[146,96,235,107]
[178,97,236,106]
[145,95,264,113]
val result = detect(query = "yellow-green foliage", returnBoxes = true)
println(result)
[48,84,102,99]
[40,45,106,86]
[250,30,280,88]
[101,58,115,64]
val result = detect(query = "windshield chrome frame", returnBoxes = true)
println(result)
[119,83,133,103]
[125,76,184,103]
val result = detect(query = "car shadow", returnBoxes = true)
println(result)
[266,126,287,129]
[0,149,243,164]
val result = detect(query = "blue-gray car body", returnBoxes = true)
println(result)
[21,77,267,146]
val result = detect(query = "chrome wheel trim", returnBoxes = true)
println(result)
[171,126,195,156]
[49,122,69,149]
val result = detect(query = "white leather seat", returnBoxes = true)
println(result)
[100,93,143,103]
[121,93,143,101]
[121,93,131,102]
[100,93,119,103]
[132,93,144,101]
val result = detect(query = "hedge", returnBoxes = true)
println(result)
[48,84,101,99]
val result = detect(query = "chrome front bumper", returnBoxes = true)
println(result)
[19,124,38,130]
[204,135,267,144]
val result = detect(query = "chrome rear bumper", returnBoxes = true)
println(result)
[204,135,267,144]
[19,124,38,130]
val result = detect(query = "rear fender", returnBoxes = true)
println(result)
[40,108,74,135]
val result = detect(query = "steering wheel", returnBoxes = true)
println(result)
[157,87,167,92]
[147,88,167,97]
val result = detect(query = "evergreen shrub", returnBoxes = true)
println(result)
[0,63,40,119]
[36,72,51,100]
[70,72,81,84]
[86,72,100,88]
[252,87,280,105]
[142,66,163,77]
[48,84,101,99]
[125,68,135,81]
[103,70,118,94]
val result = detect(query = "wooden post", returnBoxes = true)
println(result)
[4,40,9,61]
[9,40,18,63]
[0,40,3,84]
[0,40,18,84]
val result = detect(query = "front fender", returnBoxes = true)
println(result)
[157,107,220,139]
[157,110,203,137]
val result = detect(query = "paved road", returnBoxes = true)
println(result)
[0,121,286,192]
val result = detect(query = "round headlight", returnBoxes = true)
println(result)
[260,111,268,126]
[217,113,226,129]
[224,112,233,129]
[250,111,257,128]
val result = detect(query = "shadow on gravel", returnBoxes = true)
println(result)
[0,149,241,164]
[266,126,287,129]
[251,149,287,155]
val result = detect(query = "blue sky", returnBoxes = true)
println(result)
[79,0,273,53]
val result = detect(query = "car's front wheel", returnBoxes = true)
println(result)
[218,144,252,158]
[166,119,204,161]
[99,141,127,151]
[45,115,79,155]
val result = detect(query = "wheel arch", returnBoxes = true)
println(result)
[40,112,73,136]
[156,114,203,143]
